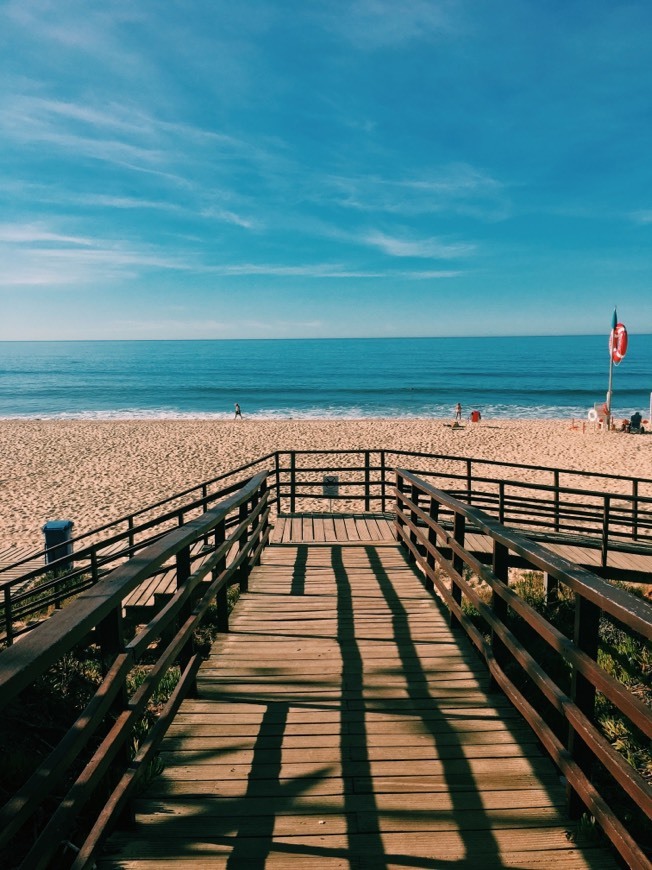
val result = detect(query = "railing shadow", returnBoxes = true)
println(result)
[332,546,387,867]
[100,541,613,868]
[361,545,502,866]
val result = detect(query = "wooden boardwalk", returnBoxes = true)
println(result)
[0,544,43,585]
[271,513,396,547]
[272,514,652,582]
[101,533,618,868]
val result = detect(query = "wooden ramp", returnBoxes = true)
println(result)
[100,542,617,869]
[271,514,652,583]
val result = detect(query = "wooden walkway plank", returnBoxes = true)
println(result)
[99,542,618,869]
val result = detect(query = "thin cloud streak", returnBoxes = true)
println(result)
[362,230,476,259]
[324,165,509,220]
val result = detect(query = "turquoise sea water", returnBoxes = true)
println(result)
[0,336,650,420]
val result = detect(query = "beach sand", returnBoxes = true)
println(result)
[0,418,651,552]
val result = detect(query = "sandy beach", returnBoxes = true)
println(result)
[0,417,650,553]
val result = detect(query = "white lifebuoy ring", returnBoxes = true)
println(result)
[588,408,598,422]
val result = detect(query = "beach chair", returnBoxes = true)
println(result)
[628,412,645,434]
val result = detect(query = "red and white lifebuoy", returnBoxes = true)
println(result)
[609,323,628,364]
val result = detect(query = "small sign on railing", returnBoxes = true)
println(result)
[323,474,339,511]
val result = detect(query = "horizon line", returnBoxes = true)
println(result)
[1,332,650,343]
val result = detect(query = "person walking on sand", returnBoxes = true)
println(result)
[454,402,462,423]
[234,403,242,420]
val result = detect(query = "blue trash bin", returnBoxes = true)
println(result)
[42,520,75,572]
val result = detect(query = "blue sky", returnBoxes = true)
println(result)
[1,0,651,340]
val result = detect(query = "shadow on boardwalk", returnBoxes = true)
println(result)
[99,544,615,868]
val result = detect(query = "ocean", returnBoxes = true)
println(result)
[0,336,650,420]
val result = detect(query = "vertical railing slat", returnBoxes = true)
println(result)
[4,587,13,646]
[450,511,465,629]
[425,496,438,592]
[601,495,610,568]
[567,594,601,818]
[364,450,371,512]
[215,518,229,632]
[290,451,296,514]
[490,540,509,692]
[238,500,250,592]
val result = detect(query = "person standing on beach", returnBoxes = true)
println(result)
[454,402,462,423]
[234,403,242,419]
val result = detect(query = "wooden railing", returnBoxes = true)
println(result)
[395,468,652,870]
[4,448,652,643]
[0,471,270,870]
[275,448,652,549]
[0,454,275,644]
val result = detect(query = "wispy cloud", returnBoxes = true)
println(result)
[0,222,95,246]
[361,230,475,259]
[0,223,201,286]
[325,164,508,219]
[0,234,463,287]
[206,262,462,278]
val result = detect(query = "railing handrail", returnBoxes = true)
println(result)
[0,452,277,577]
[0,469,271,868]
[278,447,652,486]
[4,447,652,578]
[4,448,652,645]
[0,474,256,591]
[394,468,652,870]
[397,468,652,638]
[6,447,652,575]
[0,470,269,707]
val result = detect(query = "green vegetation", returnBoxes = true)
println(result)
[459,568,651,851]
[0,579,242,868]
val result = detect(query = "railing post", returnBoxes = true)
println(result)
[601,495,610,568]
[176,545,195,682]
[215,518,229,632]
[250,488,261,566]
[425,497,438,591]
[466,459,472,502]
[238,500,250,592]
[450,512,465,629]
[128,516,135,556]
[554,470,560,533]
[632,479,639,541]
[380,450,386,513]
[364,450,371,512]
[97,606,125,678]
[408,482,419,562]
[275,451,282,513]
[290,451,296,514]
[91,549,99,584]
[543,572,558,606]
[567,593,600,818]
[395,471,405,544]
[177,545,191,589]
[498,481,505,524]
[489,540,509,692]
[4,587,13,646]
[202,484,209,546]
[255,478,269,565]
[96,601,132,822]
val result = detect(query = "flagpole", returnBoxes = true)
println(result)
[606,307,618,431]
[606,352,614,430]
